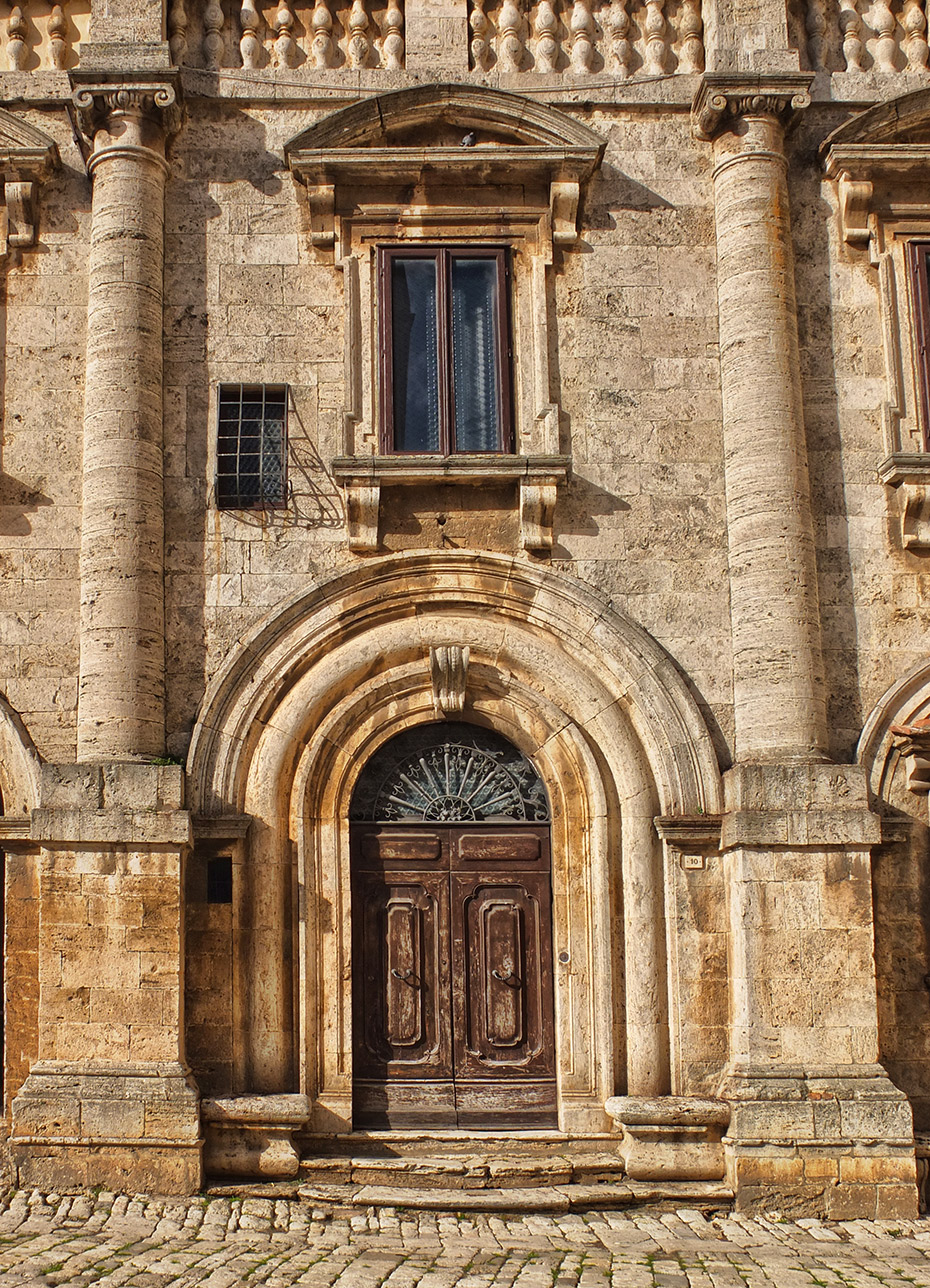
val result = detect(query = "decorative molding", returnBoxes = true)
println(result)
[332,455,571,553]
[192,814,253,841]
[890,717,930,793]
[691,74,813,142]
[429,645,470,718]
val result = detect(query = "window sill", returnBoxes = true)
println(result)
[879,453,930,551]
[332,454,571,552]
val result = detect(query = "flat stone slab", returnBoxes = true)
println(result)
[295,1180,734,1212]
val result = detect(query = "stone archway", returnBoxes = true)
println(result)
[188,552,723,1135]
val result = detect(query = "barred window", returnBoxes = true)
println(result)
[216,384,288,508]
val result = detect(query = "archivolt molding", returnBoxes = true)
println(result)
[0,691,41,816]
[188,551,723,821]
[857,657,930,806]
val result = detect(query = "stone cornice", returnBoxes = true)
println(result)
[691,73,814,141]
[70,70,183,142]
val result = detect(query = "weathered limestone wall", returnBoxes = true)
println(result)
[0,114,87,766]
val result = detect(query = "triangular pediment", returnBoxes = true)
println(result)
[0,108,59,175]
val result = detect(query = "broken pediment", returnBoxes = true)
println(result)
[284,83,604,248]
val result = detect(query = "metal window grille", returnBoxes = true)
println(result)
[215,384,288,509]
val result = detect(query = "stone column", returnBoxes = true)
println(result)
[695,76,917,1219]
[74,80,180,762]
[696,75,827,765]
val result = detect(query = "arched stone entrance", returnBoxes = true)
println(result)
[188,552,723,1137]
[349,721,556,1128]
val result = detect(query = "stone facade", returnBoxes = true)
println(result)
[0,0,929,1220]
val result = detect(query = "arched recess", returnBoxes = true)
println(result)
[0,691,41,817]
[858,660,930,1129]
[188,552,723,1133]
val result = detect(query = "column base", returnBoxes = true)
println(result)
[721,1064,917,1218]
[10,1061,202,1195]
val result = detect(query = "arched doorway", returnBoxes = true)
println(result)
[349,721,556,1128]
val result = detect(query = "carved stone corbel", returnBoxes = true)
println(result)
[520,478,558,551]
[0,110,60,256]
[550,178,580,246]
[878,456,930,551]
[430,645,469,718]
[345,481,380,552]
[837,171,874,245]
[307,183,335,248]
[891,718,930,793]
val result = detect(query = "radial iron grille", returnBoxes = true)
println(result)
[216,384,287,508]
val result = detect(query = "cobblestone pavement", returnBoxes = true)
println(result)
[0,1192,929,1287]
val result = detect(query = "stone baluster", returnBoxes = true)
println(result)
[346,0,371,66]
[48,3,67,68]
[605,0,631,74]
[497,0,525,71]
[804,0,826,67]
[470,0,493,67]
[643,0,667,73]
[382,0,404,69]
[904,0,930,69]
[677,0,704,72]
[310,0,334,65]
[569,0,595,71]
[7,7,28,70]
[203,0,226,68]
[71,82,182,761]
[239,0,262,66]
[274,0,297,65]
[873,0,898,71]
[168,0,189,64]
[533,0,560,70]
[839,0,865,69]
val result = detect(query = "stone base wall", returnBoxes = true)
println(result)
[10,1062,202,1195]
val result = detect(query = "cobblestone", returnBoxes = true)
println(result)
[0,1193,927,1286]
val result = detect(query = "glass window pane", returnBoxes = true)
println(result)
[451,257,501,452]
[391,258,440,452]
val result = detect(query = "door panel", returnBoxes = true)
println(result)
[351,823,555,1127]
[353,872,451,1076]
[452,874,554,1077]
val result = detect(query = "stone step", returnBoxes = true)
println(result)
[294,1180,734,1213]
[299,1130,618,1160]
[297,1151,628,1189]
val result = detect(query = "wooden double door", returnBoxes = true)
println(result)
[351,823,556,1127]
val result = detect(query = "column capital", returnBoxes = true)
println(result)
[691,73,813,142]
[70,72,183,147]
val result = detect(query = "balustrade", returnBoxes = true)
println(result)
[792,0,930,73]
[1,0,88,70]
[164,0,405,69]
[465,0,701,74]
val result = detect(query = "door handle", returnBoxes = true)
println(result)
[492,969,521,988]
[391,968,420,987]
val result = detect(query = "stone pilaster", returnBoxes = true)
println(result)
[10,764,201,1195]
[72,77,181,763]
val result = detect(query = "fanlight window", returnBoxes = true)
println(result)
[350,722,550,824]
